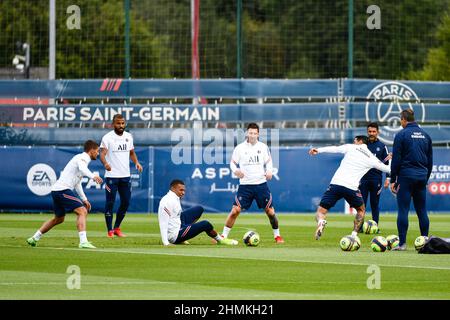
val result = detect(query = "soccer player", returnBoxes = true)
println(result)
[100,114,143,238]
[309,136,391,240]
[26,140,103,249]
[158,180,238,246]
[221,123,284,244]
[390,109,433,251]
[359,122,391,231]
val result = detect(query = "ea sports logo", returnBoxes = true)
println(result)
[365,81,425,144]
[27,163,57,196]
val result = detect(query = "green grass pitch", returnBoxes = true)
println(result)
[0,213,449,300]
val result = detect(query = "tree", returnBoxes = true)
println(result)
[407,13,450,81]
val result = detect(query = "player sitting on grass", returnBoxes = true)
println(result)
[27,140,103,249]
[309,136,391,240]
[158,180,238,246]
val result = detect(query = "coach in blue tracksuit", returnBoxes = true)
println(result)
[390,109,433,251]
[359,122,391,229]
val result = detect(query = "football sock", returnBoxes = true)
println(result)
[79,231,88,243]
[222,226,231,238]
[214,235,223,242]
[273,228,280,237]
[351,231,358,238]
[33,230,43,241]
[114,212,126,229]
[105,212,113,231]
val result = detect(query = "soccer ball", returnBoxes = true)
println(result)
[386,234,400,250]
[414,236,429,251]
[363,220,378,234]
[371,236,388,252]
[243,231,260,247]
[339,235,361,251]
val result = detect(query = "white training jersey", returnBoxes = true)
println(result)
[317,144,391,191]
[230,140,273,185]
[51,152,95,201]
[100,130,134,178]
[158,190,182,245]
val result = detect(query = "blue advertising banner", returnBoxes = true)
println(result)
[152,147,450,213]
[1,146,149,213]
[1,146,450,213]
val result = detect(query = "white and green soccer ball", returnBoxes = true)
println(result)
[371,236,388,252]
[363,220,378,234]
[386,234,400,250]
[243,231,260,247]
[414,236,429,251]
[339,235,361,251]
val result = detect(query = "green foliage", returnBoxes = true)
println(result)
[407,14,450,81]
[0,0,449,79]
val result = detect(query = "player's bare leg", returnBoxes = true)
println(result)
[74,207,95,248]
[352,205,366,238]
[27,215,65,246]
[265,207,284,243]
[40,216,65,234]
[222,205,241,238]
[315,206,328,240]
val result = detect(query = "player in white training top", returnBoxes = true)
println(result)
[221,123,284,243]
[158,180,238,246]
[27,140,103,249]
[100,114,142,238]
[309,135,391,240]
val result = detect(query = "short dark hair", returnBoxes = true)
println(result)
[367,122,379,131]
[170,179,185,189]
[355,135,368,145]
[400,109,415,122]
[84,140,99,152]
[247,122,259,132]
[112,114,125,123]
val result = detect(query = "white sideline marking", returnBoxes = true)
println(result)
[3,244,450,271]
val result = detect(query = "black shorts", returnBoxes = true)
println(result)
[51,190,84,217]
[319,184,364,210]
[233,182,273,211]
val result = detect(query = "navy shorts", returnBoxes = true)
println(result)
[233,182,273,211]
[319,184,364,210]
[51,190,84,217]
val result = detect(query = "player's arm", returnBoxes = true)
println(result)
[310,144,350,155]
[264,145,273,180]
[130,149,143,173]
[99,139,111,171]
[77,159,103,184]
[370,155,391,174]
[230,147,244,178]
[383,145,391,188]
[158,201,172,246]
[427,136,433,182]
[390,133,403,185]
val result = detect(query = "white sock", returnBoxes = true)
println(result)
[214,235,223,242]
[351,231,358,238]
[222,226,231,238]
[273,229,280,237]
[33,230,43,241]
[79,231,88,243]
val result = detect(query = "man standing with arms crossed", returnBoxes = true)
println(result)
[390,109,433,251]
[100,114,143,238]
[221,123,284,243]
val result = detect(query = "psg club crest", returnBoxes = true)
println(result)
[365,81,425,144]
